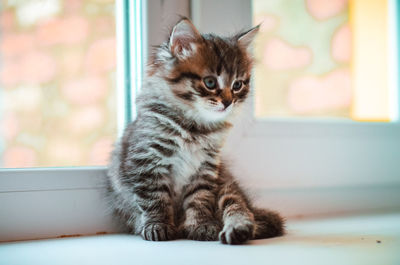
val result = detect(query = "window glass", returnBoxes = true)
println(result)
[252,0,397,121]
[0,0,117,168]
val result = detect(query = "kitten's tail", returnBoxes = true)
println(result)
[252,208,285,239]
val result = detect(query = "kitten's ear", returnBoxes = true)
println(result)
[169,18,201,59]
[236,25,260,51]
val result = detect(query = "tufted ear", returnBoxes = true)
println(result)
[169,18,201,59]
[236,25,260,52]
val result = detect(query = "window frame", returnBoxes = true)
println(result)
[0,0,192,243]
[193,0,400,187]
[191,0,400,217]
[0,0,145,242]
[1,0,400,242]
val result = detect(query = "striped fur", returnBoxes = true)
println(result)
[107,18,284,244]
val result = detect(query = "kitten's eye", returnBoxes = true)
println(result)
[203,76,217,90]
[232,80,243,92]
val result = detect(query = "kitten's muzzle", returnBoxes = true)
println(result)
[221,99,232,109]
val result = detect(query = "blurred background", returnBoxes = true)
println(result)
[0,0,397,168]
[0,0,117,168]
[253,0,395,121]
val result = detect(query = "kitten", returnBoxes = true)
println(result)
[106,18,284,244]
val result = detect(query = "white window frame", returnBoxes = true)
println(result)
[1,0,399,242]
[192,0,400,213]
[0,0,191,243]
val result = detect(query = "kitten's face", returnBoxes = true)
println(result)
[151,19,258,123]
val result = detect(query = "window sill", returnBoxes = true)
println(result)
[1,212,399,265]
[1,166,400,242]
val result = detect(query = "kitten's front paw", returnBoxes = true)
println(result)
[141,223,177,241]
[183,221,221,241]
[219,219,254,245]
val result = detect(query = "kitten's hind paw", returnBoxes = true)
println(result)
[183,222,221,241]
[141,223,177,241]
[219,219,254,245]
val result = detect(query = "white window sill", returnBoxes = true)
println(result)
[1,166,400,242]
[1,212,399,265]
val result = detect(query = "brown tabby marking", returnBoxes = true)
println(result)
[106,18,284,245]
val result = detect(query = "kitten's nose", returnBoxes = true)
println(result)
[221,99,232,109]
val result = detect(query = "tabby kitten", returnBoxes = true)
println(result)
[107,18,284,244]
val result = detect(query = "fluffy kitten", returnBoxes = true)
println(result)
[107,18,284,244]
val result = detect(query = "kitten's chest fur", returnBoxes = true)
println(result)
[172,142,205,192]
[170,135,221,195]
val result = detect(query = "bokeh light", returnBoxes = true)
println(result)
[0,0,117,168]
